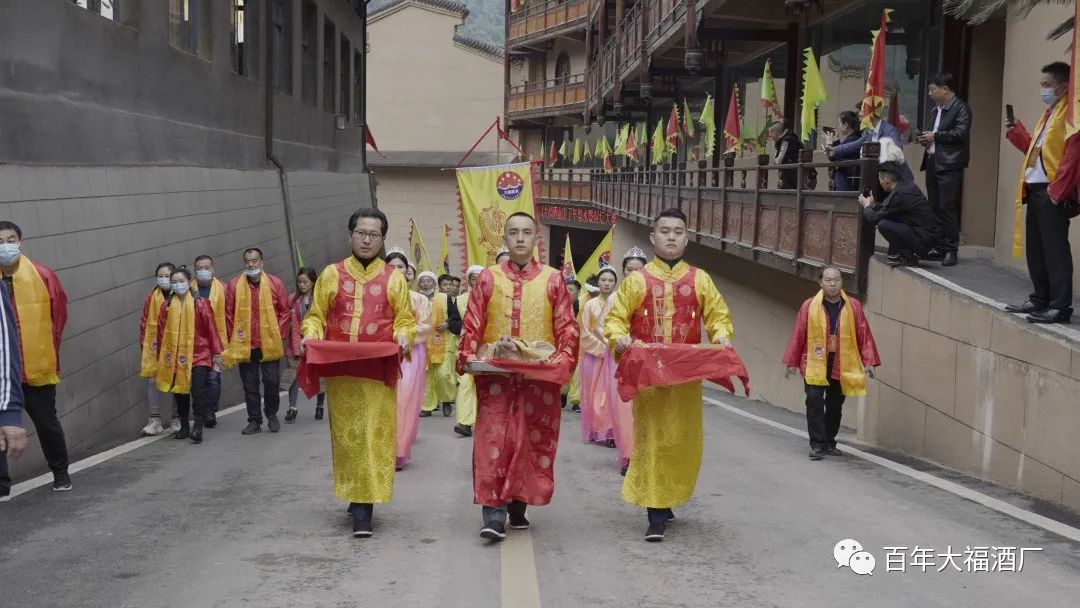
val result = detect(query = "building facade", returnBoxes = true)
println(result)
[509,0,1080,512]
[0,0,373,478]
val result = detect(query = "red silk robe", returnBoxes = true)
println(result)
[457,260,579,508]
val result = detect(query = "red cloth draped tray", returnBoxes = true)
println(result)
[615,343,751,401]
[298,340,402,398]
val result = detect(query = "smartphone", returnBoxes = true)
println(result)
[862,186,872,198]
[1006,104,1015,126]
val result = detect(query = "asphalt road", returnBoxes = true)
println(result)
[2,388,1079,608]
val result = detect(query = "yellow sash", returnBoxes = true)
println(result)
[155,294,196,394]
[224,273,284,365]
[428,292,448,364]
[208,278,228,350]
[805,290,865,396]
[9,259,58,386]
[140,288,166,377]
[1013,99,1067,256]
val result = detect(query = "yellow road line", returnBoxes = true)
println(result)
[501,530,542,608]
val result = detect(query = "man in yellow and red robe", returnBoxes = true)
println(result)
[301,208,415,538]
[225,247,290,435]
[418,271,460,417]
[605,208,733,542]
[0,221,71,491]
[193,254,228,427]
[457,212,578,541]
[782,266,879,460]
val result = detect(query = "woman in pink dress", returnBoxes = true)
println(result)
[386,249,431,471]
[579,269,619,448]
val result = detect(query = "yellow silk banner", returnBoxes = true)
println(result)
[456,162,537,267]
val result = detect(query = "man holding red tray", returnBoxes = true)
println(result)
[457,212,579,542]
[300,208,415,539]
[604,207,735,543]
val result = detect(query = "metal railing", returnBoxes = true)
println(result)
[508,0,589,44]
[538,146,883,293]
[507,74,587,116]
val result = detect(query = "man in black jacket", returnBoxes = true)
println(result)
[917,72,972,267]
[859,162,940,267]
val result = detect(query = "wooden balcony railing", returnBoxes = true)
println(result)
[541,148,883,293]
[508,0,589,45]
[507,74,587,118]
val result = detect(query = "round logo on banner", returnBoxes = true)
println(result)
[598,251,611,269]
[496,171,524,201]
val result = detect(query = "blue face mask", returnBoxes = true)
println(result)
[0,243,20,266]
[195,269,213,283]
[157,277,172,291]
[172,281,190,295]
[1041,87,1059,106]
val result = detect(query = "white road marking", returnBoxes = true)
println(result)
[6,399,256,500]
[501,529,542,608]
[702,393,1080,544]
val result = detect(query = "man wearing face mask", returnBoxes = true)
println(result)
[1004,61,1076,324]
[917,72,972,267]
[0,221,71,492]
[193,255,228,428]
[418,270,461,418]
[224,248,290,434]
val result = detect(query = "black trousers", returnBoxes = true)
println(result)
[205,367,221,413]
[0,385,69,492]
[926,162,962,253]
[1024,185,1074,311]
[877,219,928,257]
[175,366,217,425]
[239,348,281,423]
[804,362,845,450]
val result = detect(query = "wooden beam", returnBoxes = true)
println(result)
[698,28,790,42]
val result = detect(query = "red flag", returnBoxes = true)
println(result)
[666,103,680,150]
[723,85,742,153]
[615,343,750,401]
[859,10,892,131]
[626,125,639,163]
[888,90,910,135]
[548,141,559,166]
[364,124,386,158]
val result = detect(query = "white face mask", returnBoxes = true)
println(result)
[244,268,262,278]
[195,269,213,283]
[172,281,190,295]
[0,243,20,265]
[157,277,172,291]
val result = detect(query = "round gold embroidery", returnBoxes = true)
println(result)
[652,285,664,297]
[538,455,551,469]
[365,322,378,335]
[489,447,500,460]
[524,403,535,416]
[542,393,554,406]
[339,319,351,333]
[679,285,692,297]
[342,280,355,294]
[369,284,383,297]
[529,430,541,443]
[489,384,502,396]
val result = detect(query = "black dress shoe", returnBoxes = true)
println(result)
[314,406,325,420]
[808,448,825,460]
[442,402,453,417]
[480,521,507,541]
[883,255,918,268]
[645,523,666,542]
[267,415,281,433]
[284,408,298,423]
[825,446,844,457]
[454,424,473,437]
[1004,301,1044,314]
[923,249,945,261]
[1027,308,1073,324]
[419,410,432,418]
[204,412,217,428]
[941,252,958,267]
[190,418,204,443]
[174,427,190,440]
[241,421,261,435]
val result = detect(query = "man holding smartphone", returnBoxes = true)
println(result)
[917,72,972,267]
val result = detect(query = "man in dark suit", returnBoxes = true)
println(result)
[858,162,939,267]
[917,72,972,267]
